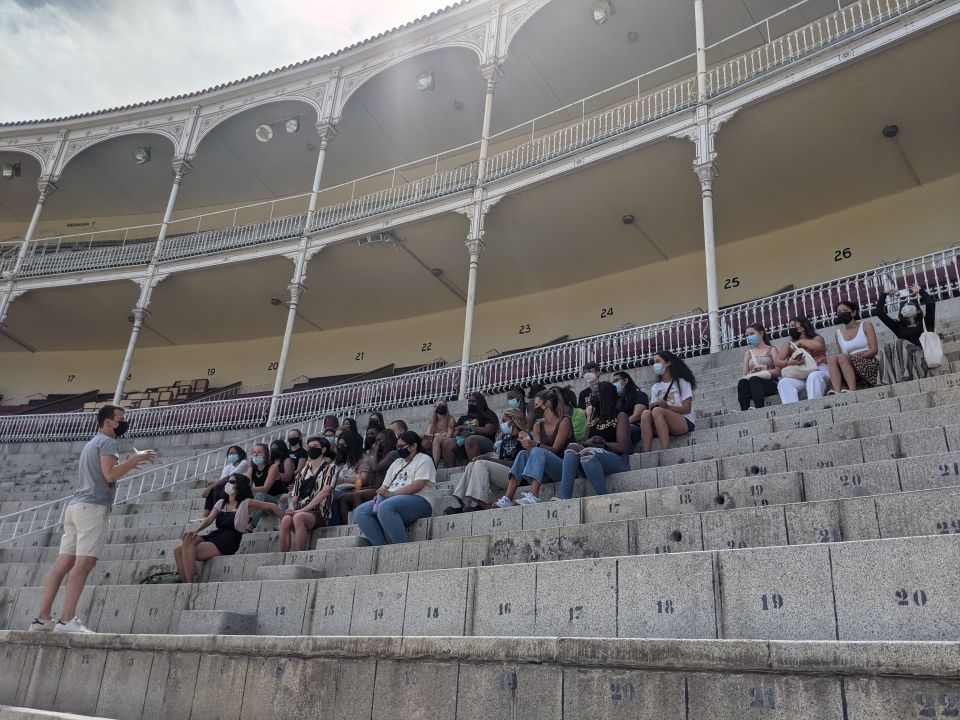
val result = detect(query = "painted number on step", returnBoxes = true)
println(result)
[421,342,432,352]
[724,277,740,289]
[727,540,747,549]
[678,491,692,505]
[610,682,638,703]
[839,474,863,487]
[915,693,959,717]
[323,604,335,617]
[936,520,960,534]
[426,606,440,619]
[760,593,784,610]
[207,368,216,376]
[600,307,614,318]
[497,672,518,691]
[404,670,417,686]
[818,528,841,543]
[498,603,512,616]
[274,605,285,616]
[545,508,558,519]
[654,545,672,554]
[568,606,584,622]
[834,247,853,262]
[896,589,928,607]
[267,362,278,371]
[749,687,776,710]
[518,324,532,335]
[67,374,75,382]
[817,460,835,468]
[607,501,621,514]
[355,352,365,361]
[656,599,674,614]
[491,517,502,527]
[373,608,384,620]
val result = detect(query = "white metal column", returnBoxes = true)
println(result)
[112,160,190,403]
[11,179,57,276]
[696,162,721,353]
[458,235,485,399]
[266,123,336,426]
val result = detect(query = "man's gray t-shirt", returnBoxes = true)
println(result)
[70,432,120,508]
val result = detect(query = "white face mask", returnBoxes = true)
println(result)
[900,304,918,319]
[223,482,235,496]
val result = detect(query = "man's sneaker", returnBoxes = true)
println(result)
[494,496,513,508]
[516,492,540,505]
[28,617,54,632]
[54,617,94,634]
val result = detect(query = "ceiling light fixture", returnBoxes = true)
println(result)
[592,0,613,24]
[415,70,435,91]
[255,124,274,143]
[882,124,899,138]
[133,146,151,165]
[285,118,300,134]
[1,162,21,180]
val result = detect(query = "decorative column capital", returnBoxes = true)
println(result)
[172,157,193,178]
[128,306,151,324]
[133,272,167,294]
[288,282,307,304]
[694,161,718,187]
[315,121,338,144]
[479,60,504,88]
[465,237,486,257]
[37,177,58,196]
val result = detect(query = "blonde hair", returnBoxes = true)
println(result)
[501,407,527,432]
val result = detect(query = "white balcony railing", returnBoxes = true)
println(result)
[0,0,937,282]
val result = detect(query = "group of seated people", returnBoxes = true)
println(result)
[736,284,938,411]
[171,284,941,580]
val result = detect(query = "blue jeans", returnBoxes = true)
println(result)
[252,492,279,527]
[354,495,432,546]
[510,448,563,486]
[329,487,354,526]
[559,448,630,500]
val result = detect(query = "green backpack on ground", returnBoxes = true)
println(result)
[140,571,182,585]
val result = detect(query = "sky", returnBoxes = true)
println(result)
[0,0,454,122]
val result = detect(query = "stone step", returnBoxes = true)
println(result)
[256,565,324,581]
[176,610,256,635]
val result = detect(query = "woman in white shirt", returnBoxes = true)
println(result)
[827,299,879,393]
[640,350,698,453]
[353,430,436,545]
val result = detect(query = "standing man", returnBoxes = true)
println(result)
[30,405,155,634]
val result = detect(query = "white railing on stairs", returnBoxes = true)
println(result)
[1,0,938,282]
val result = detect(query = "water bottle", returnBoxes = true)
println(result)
[372,495,382,515]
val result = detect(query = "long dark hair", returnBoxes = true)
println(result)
[835,299,860,316]
[337,429,364,467]
[373,430,397,461]
[226,445,247,462]
[269,439,290,466]
[791,316,819,339]
[468,392,499,425]
[507,386,527,413]
[654,349,698,390]
[229,473,253,503]
[589,381,620,425]
[341,418,358,434]
[611,371,638,396]
[398,430,424,456]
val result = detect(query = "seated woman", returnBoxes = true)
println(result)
[505,386,527,416]
[174,474,281,582]
[420,400,456,467]
[875,283,936,384]
[612,371,648,447]
[827,300,879,393]
[737,323,780,410]
[776,316,829,404]
[278,437,339,553]
[496,388,573,507]
[328,429,365,526]
[441,392,498,468]
[250,439,296,527]
[336,430,399,523]
[201,445,248,517]
[450,409,526,511]
[640,350,697,452]
[558,381,630,500]
[525,383,546,429]
[557,385,589,442]
[354,431,436,546]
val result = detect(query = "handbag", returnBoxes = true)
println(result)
[781,342,817,380]
[920,330,945,369]
[743,349,773,381]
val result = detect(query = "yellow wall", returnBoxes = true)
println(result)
[1,173,958,402]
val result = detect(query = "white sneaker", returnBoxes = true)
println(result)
[494,496,513,508]
[516,492,540,505]
[28,617,54,632]
[54,617,94,634]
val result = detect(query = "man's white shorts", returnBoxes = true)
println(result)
[59,503,109,558]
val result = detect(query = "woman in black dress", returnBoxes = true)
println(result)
[174,473,281,582]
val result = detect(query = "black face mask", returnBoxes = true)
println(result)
[287,437,301,447]
[467,403,478,414]
[396,447,412,459]
[364,436,377,451]
[367,422,383,433]
[435,406,448,416]
[307,447,324,460]
[271,449,283,462]
[335,448,347,463]
[324,450,337,460]
[788,328,802,341]
[114,420,129,438]
[836,312,853,325]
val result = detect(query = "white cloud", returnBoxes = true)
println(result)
[0,0,455,122]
